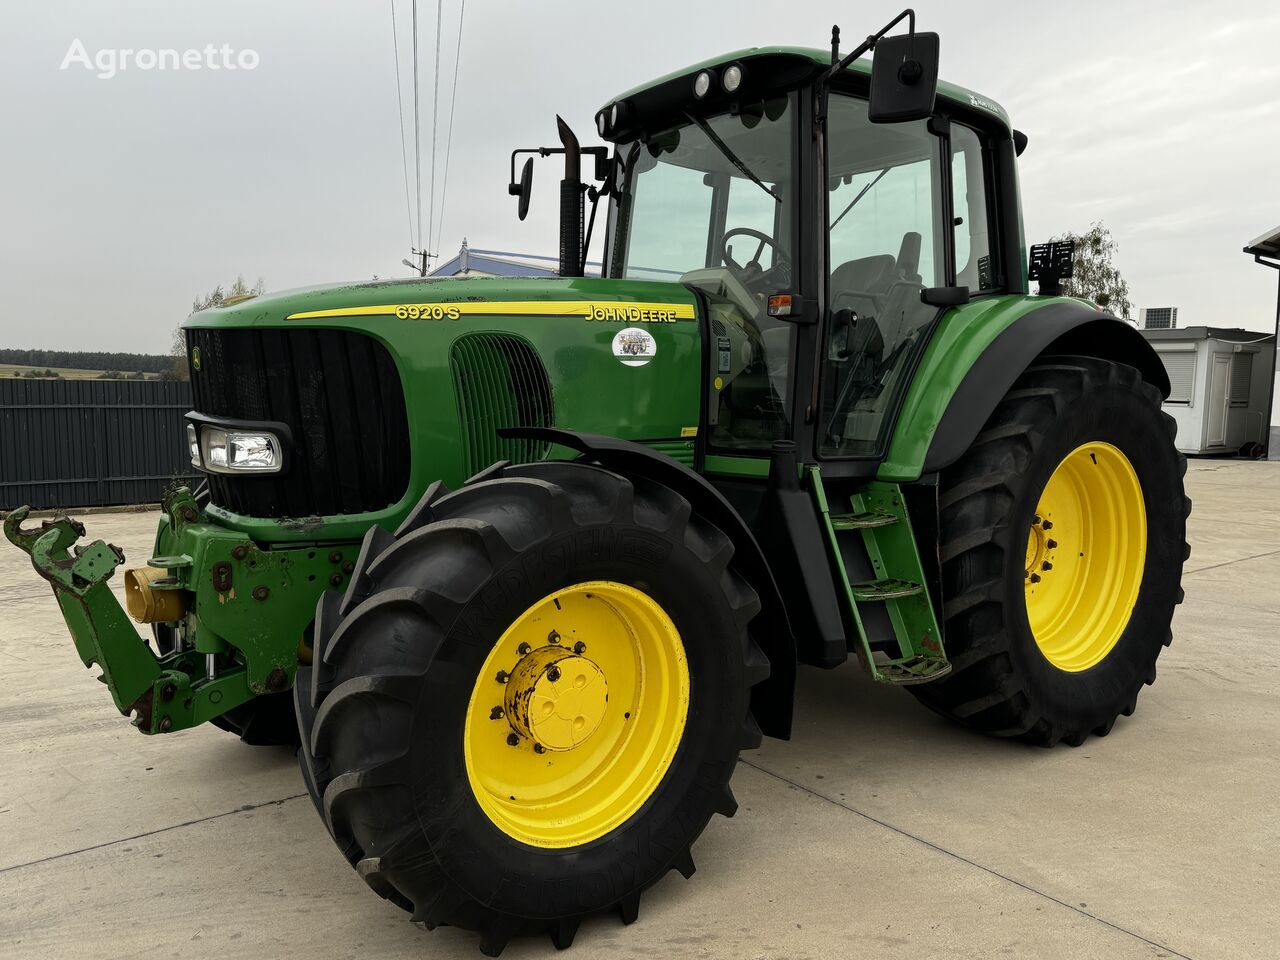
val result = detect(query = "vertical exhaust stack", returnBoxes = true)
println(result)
[556,115,585,278]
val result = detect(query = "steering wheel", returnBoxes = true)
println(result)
[721,227,792,290]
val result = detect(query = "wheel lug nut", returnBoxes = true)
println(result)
[1041,560,1053,571]
[548,630,560,644]
[1033,515,1041,526]
[517,642,531,655]
[496,670,509,684]
[490,706,504,720]
[533,743,546,754]
[1042,519,1053,530]
[1047,539,1058,549]
[1029,573,1042,583]
[546,666,561,682]
[506,733,520,747]
[573,641,586,654]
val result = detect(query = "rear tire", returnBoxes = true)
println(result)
[909,356,1190,746]
[295,461,767,955]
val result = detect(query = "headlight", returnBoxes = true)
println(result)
[199,427,284,474]
[187,423,200,467]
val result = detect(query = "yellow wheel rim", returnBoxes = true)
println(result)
[1024,442,1147,672]
[464,581,689,848]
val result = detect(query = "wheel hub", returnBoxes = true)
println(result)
[1023,441,1146,672]
[464,581,689,848]
[505,646,608,752]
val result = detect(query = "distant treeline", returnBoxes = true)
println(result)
[0,348,173,373]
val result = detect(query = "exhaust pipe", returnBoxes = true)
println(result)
[123,566,186,623]
[556,115,584,278]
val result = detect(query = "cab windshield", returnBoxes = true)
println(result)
[606,93,796,450]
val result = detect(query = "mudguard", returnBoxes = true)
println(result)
[922,302,1170,473]
[501,427,796,739]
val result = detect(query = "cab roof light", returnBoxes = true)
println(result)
[722,62,745,94]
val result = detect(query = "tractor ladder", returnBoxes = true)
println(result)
[809,468,950,684]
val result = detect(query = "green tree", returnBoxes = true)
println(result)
[172,275,266,379]
[1050,222,1132,320]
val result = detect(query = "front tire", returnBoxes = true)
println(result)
[295,462,767,954]
[910,356,1190,746]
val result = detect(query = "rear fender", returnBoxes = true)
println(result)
[501,427,796,740]
[883,299,1169,480]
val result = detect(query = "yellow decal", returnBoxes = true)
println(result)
[286,300,696,322]
[680,426,698,438]
[713,376,724,391]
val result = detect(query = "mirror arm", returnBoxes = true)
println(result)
[508,146,562,192]
[820,8,915,85]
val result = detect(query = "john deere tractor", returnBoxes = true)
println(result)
[6,12,1188,956]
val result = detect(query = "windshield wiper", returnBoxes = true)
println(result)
[831,166,891,229]
[683,112,781,204]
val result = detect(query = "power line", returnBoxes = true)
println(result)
[389,0,414,249]
[411,0,422,253]
[433,0,466,259]
[427,0,443,268]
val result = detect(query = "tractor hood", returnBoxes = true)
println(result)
[186,274,695,328]
[182,275,704,541]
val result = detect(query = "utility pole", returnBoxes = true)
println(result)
[401,248,431,277]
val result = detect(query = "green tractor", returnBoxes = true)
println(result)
[6,12,1188,956]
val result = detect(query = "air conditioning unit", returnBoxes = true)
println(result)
[1140,306,1178,330]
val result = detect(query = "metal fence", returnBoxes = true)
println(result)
[0,379,198,511]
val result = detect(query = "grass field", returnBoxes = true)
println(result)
[0,363,156,380]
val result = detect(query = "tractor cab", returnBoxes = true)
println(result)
[588,30,1019,469]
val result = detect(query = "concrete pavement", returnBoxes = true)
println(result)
[1,460,1277,959]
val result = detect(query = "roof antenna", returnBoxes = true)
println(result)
[830,24,840,64]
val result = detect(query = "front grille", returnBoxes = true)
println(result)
[187,328,410,518]
[450,332,554,477]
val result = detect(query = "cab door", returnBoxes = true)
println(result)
[817,91,948,460]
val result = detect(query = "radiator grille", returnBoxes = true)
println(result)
[450,333,554,476]
[186,327,410,518]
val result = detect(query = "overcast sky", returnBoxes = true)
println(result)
[2,0,1278,354]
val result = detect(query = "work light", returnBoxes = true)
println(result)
[693,70,712,98]
[722,63,744,93]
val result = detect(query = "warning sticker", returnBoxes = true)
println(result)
[612,327,656,367]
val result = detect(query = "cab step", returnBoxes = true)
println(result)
[830,511,897,531]
[850,578,922,601]
[809,469,950,687]
[871,651,952,684]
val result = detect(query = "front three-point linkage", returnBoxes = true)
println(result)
[4,506,163,728]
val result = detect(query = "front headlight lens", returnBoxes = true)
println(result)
[187,423,200,467]
[199,427,283,474]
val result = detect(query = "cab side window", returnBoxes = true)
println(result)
[951,123,999,292]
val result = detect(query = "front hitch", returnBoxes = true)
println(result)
[4,506,163,728]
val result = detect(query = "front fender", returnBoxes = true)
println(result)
[880,298,1168,481]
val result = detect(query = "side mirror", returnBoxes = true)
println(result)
[868,31,940,123]
[508,157,534,221]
